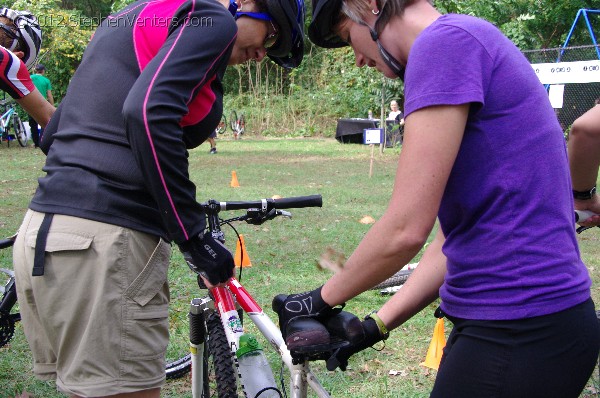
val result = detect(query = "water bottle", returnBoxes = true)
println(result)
[236,334,280,398]
[368,110,373,119]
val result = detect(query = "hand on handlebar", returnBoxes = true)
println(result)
[273,287,342,349]
[179,231,234,286]
[575,195,600,227]
[326,315,387,371]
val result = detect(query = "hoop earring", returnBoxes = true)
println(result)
[372,9,380,15]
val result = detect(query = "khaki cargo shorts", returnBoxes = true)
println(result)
[13,210,171,396]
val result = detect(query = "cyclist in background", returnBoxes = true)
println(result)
[569,98,600,226]
[0,8,54,127]
[274,0,599,397]
[12,0,304,396]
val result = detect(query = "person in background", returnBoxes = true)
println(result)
[387,99,403,123]
[27,63,53,147]
[208,128,218,153]
[12,0,305,396]
[569,97,600,226]
[274,0,599,397]
[0,8,54,128]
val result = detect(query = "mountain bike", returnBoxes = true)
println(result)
[164,194,362,398]
[216,111,245,137]
[0,100,27,147]
[216,113,228,134]
[229,110,245,137]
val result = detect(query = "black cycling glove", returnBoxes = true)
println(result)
[327,315,387,371]
[273,287,343,347]
[179,231,234,285]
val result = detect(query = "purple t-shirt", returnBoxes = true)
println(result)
[404,14,590,320]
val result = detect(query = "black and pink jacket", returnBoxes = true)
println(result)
[31,0,237,243]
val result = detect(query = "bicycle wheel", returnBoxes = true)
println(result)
[12,114,27,147]
[369,269,413,290]
[237,114,245,135]
[205,311,239,397]
[217,114,228,134]
[229,110,238,132]
[165,254,195,380]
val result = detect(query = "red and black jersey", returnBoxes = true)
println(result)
[0,45,34,99]
[31,0,237,244]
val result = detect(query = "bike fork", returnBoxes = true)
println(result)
[190,297,208,398]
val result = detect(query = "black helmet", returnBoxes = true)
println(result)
[308,0,347,48]
[0,8,42,69]
[266,0,305,68]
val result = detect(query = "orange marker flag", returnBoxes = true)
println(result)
[420,318,446,370]
[234,234,252,267]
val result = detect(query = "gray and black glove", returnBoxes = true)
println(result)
[273,286,341,351]
[179,231,234,285]
[326,314,388,371]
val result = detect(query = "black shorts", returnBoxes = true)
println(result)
[431,298,599,398]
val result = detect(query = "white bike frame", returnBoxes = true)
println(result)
[190,276,331,398]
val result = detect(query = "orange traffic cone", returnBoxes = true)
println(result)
[234,235,252,267]
[230,170,240,187]
[420,318,446,370]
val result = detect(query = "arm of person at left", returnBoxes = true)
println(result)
[568,104,600,226]
[16,88,55,127]
[123,5,236,286]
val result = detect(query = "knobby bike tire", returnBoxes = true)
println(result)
[205,311,238,398]
[13,114,27,147]
[217,114,228,134]
[237,114,245,135]
[165,353,191,380]
[229,110,238,132]
[369,269,413,290]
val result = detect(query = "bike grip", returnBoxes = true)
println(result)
[575,210,597,222]
[272,195,322,209]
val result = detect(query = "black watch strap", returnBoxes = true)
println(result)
[573,186,596,200]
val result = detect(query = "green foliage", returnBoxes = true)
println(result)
[1,0,596,133]
[10,0,93,102]
[436,0,600,49]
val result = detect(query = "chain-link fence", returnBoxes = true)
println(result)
[522,45,600,133]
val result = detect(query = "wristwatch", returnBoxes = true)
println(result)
[573,186,596,200]
[366,312,389,340]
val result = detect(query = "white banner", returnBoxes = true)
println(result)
[531,60,600,84]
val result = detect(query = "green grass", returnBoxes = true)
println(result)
[0,138,599,397]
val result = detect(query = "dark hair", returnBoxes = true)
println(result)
[35,63,44,71]
[0,16,21,50]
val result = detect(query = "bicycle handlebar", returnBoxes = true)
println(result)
[213,194,322,212]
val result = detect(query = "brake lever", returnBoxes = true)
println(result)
[245,209,292,225]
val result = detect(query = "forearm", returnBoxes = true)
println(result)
[377,228,446,330]
[16,89,55,127]
[568,105,600,190]
[321,214,429,306]
[47,91,54,106]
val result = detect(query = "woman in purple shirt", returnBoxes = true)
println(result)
[274,0,600,396]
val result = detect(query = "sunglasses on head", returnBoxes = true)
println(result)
[234,12,279,49]
[0,23,20,51]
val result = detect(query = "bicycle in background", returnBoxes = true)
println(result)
[0,100,27,147]
[229,109,245,138]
